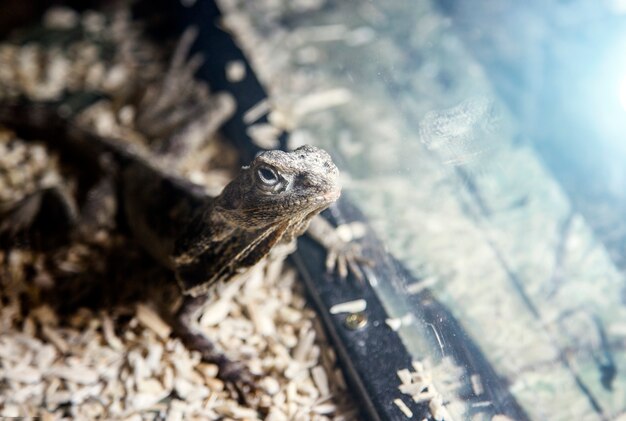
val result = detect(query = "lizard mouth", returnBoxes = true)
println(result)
[326,189,341,202]
[317,188,341,204]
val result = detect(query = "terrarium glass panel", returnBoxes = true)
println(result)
[218,0,626,419]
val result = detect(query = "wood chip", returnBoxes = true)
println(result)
[102,313,123,350]
[243,99,270,125]
[261,376,281,395]
[429,395,452,421]
[41,326,68,354]
[247,301,276,336]
[471,373,484,396]
[293,328,316,362]
[311,365,330,397]
[215,403,259,419]
[394,398,413,417]
[397,368,412,385]
[199,298,232,327]
[312,402,337,415]
[1,366,42,383]
[35,344,57,369]
[47,365,99,384]
[247,123,282,149]
[225,60,246,82]
[386,317,402,331]
[329,299,367,314]
[292,88,352,119]
[406,276,440,294]
[135,304,171,340]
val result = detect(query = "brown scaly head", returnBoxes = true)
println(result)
[173,145,340,296]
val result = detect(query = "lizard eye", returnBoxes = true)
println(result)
[256,166,280,187]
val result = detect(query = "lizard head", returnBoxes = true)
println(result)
[174,145,340,295]
[214,145,341,230]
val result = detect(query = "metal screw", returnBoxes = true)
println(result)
[345,312,368,330]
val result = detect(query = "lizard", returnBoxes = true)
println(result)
[0,97,363,385]
[0,23,366,384]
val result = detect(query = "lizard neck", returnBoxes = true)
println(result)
[172,203,291,296]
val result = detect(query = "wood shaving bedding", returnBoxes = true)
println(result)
[0,153,359,419]
[0,3,359,420]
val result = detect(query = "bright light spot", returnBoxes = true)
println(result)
[609,0,626,14]
[620,74,626,111]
